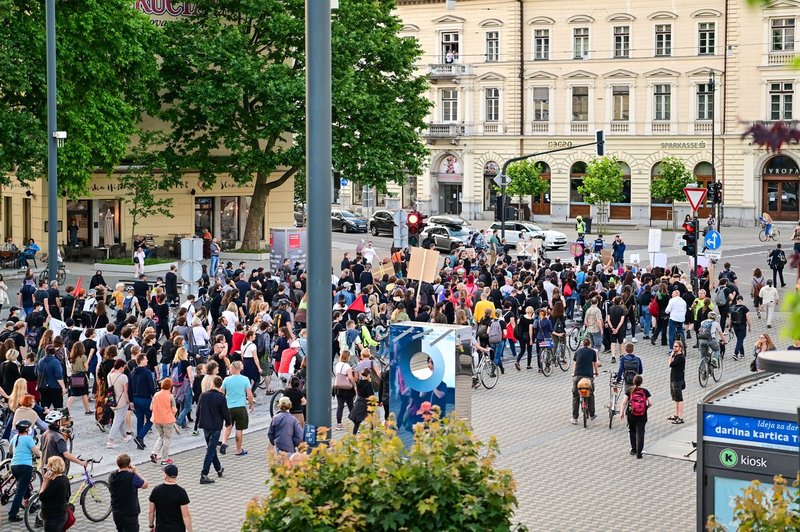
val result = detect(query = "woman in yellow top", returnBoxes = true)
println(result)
[150,378,178,466]
[111,282,126,310]
[66,342,92,414]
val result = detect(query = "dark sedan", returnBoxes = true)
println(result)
[368,210,396,236]
[332,209,368,233]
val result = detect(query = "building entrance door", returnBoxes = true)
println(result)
[439,184,462,214]
[66,200,92,248]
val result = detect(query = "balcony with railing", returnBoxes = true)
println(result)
[609,121,629,134]
[570,122,588,134]
[428,63,474,79]
[694,121,713,134]
[528,122,550,135]
[754,119,800,129]
[767,51,798,65]
[479,122,507,135]
[424,123,469,138]
[651,121,672,134]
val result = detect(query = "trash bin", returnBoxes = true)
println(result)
[584,216,593,234]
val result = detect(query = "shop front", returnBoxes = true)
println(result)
[437,153,463,215]
[761,154,800,221]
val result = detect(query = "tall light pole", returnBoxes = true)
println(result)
[708,69,719,231]
[305,0,333,439]
[45,0,60,282]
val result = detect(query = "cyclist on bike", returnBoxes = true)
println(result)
[759,212,773,239]
[697,311,724,367]
[39,410,88,473]
[570,338,598,425]
[615,342,643,393]
[7,419,41,522]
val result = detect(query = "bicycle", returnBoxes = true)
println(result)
[38,264,66,284]
[23,457,111,531]
[540,339,570,377]
[698,347,723,388]
[567,325,589,352]
[607,371,623,429]
[758,222,780,242]
[0,457,43,506]
[577,379,593,428]
[472,349,498,390]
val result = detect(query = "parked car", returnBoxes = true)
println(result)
[427,214,471,227]
[488,221,568,249]
[332,209,368,233]
[420,224,472,252]
[368,210,396,236]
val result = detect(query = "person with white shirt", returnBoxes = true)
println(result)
[221,303,239,334]
[180,295,197,321]
[542,275,557,307]
[191,318,211,354]
[665,290,687,352]
[758,279,779,329]
[362,242,377,265]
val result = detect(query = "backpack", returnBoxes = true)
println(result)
[169,363,189,402]
[730,305,745,326]
[488,319,503,344]
[752,278,764,299]
[26,328,42,354]
[123,296,134,313]
[476,321,489,340]
[345,328,360,352]
[715,287,728,307]
[622,357,639,385]
[697,320,713,340]
[629,388,647,417]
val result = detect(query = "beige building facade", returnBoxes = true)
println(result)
[354,0,800,225]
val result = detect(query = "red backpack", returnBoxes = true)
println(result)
[629,388,648,417]
[648,297,659,318]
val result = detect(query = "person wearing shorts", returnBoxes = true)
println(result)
[220,361,254,456]
[668,342,686,425]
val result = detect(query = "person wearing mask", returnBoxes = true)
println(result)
[38,456,71,531]
[129,354,156,450]
[196,375,230,484]
[148,464,193,532]
[668,342,686,425]
[268,396,303,454]
[109,453,149,532]
[7,419,41,522]
[570,338,598,425]
[620,375,652,459]
[759,279,779,329]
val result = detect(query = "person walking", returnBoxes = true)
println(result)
[148,464,193,532]
[668,342,686,425]
[620,375,652,459]
[349,368,375,435]
[768,243,787,288]
[65,342,92,415]
[728,295,752,361]
[129,354,156,450]
[514,306,535,371]
[333,350,357,429]
[220,361,254,457]
[268,396,303,454]
[759,280,779,329]
[38,456,71,531]
[664,290,687,354]
[109,453,149,532]
[793,222,800,255]
[150,378,178,466]
[570,338,598,425]
[36,344,66,409]
[196,375,230,484]
[106,359,131,449]
[7,419,41,523]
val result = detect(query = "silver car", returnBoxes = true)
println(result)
[489,221,568,249]
[420,225,472,252]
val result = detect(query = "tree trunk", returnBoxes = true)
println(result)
[240,167,298,250]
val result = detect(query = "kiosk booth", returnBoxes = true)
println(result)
[696,371,799,530]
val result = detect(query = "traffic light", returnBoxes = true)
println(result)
[712,182,723,204]
[707,182,714,205]
[595,130,605,157]
[682,218,698,256]
[407,210,421,246]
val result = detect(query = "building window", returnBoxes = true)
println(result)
[573,27,589,59]
[570,162,587,204]
[534,29,550,60]
[485,88,500,122]
[533,87,549,121]
[612,86,630,121]
[220,197,239,241]
[442,89,458,122]
[697,83,714,120]
[654,84,671,121]
[614,26,630,58]
[441,32,460,62]
[617,162,632,205]
[771,18,795,52]
[770,82,793,120]
[194,197,214,237]
[655,24,672,56]
[485,31,499,62]
[572,86,589,121]
[698,22,715,55]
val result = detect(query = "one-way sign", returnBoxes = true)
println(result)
[493,174,511,187]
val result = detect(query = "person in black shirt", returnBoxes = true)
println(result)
[132,275,151,313]
[109,453,149,531]
[46,281,62,320]
[19,281,36,316]
[148,464,192,531]
[39,456,71,531]
[668,342,686,425]
[571,338,598,424]
[165,265,179,305]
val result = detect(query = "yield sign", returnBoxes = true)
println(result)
[683,187,707,212]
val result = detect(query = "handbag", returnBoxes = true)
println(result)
[63,504,76,530]
[333,364,353,390]
[70,374,86,388]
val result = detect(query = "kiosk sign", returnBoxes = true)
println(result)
[703,413,799,452]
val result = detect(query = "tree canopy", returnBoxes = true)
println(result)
[0,0,161,195]
[650,156,692,204]
[578,156,625,206]
[159,0,430,248]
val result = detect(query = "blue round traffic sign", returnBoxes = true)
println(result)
[705,230,722,251]
[340,178,349,187]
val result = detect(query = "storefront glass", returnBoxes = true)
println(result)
[67,200,91,247]
[483,161,500,211]
[195,197,213,237]
[220,196,239,240]
[98,200,119,246]
[762,155,800,221]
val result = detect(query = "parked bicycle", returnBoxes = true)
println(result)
[607,371,623,429]
[540,339,570,377]
[23,457,111,530]
[472,349,498,390]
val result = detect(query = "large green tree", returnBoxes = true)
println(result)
[0,0,161,195]
[159,0,431,249]
[505,160,548,221]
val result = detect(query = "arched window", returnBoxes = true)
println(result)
[610,161,632,219]
[569,161,590,218]
[532,162,551,216]
[483,161,500,211]
[650,161,671,221]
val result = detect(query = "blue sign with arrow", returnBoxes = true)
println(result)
[705,230,722,251]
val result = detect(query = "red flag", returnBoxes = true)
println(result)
[72,276,83,296]
[346,296,365,314]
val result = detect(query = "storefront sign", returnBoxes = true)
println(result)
[703,413,799,451]
[705,444,798,477]
[547,141,572,148]
[134,1,198,17]
[764,167,800,175]
[660,141,706,149]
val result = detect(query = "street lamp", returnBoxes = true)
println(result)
[708,69,719,231]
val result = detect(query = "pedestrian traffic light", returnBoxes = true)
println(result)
[711,182,723,204]
[407,211,421,246]
[707,182,714,205]
[682,218,698,256]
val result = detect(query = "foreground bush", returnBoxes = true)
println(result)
[707,475,800,531]
[243,408,523,531]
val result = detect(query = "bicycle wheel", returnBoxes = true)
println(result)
[0,457,10,481]
[28,469,43,496]
[773,228,781,241]
[698,358,710,388]
[270,390,284,417]
[608,406,615,429]
[80,479,112,522]
[57,268,66,284]
[479,360,499,389]
[38,270,48,283]
[23,493,41,531]
[712,356,723,382]
[567,327,579,351]
[758,229,767,242]
[557,343,571,372]
[541,350,553,377]
[582,399,588,428]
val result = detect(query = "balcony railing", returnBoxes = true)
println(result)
[428,63,473,78]
[529,122,550,134]
[609,121,629,134]
[570,122,588,133]
[424,123,469,138]
[755,119,800,129]
[651,121,672,133]
[694,121,713,134]
[480,122,506,135]
[767,51,797,65]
